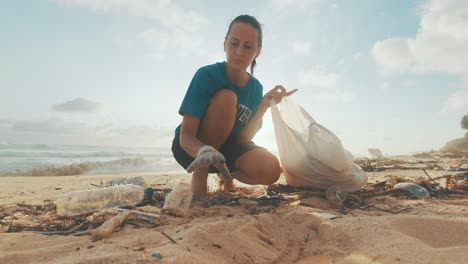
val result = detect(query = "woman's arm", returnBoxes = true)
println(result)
[238,85,298,144]
[237,103,268,144]
[179,114,205,158]
[179,114,232,180]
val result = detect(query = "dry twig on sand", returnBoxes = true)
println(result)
[90,211,130,241]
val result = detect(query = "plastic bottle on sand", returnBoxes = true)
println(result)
[162,182,193,216]
[56,185,145,217]
[99,175,150,188]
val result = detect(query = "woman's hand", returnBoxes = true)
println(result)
[260,85,298,109]
[187,145,231,181]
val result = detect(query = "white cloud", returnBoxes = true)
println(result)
[0,119,13,131]
[299,69,340,89]
[113,125,172,138]
[372,38,415,73]
[54,0,210,59]
[371,0,468,76]
[52,97,101,113]
[0,119,13,124]
[314,90,355,102]
[139,28,203,58]
[336,58,345,66]
[298,69,354,102]
[4,117,173,148]
[11,117,88,134]
[379,82,389,91]
[269,0,322,10]
[268,0,323,16]
[353,52,362,60]
[54,0,207,32]
[441,90,468,114]
[291,41,312,55]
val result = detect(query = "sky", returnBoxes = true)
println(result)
[1,0,468,156]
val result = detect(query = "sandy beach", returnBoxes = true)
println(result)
[3,0,468,262]
[1,165,467,264]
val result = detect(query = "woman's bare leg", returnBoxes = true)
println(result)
[191,89,237,198]
[233,148,282,185]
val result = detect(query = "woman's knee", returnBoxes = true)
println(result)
[198,89,238,148]
[249,153,281,185]
[261,156,281,185]
[211,89,237,107]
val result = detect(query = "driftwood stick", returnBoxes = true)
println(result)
[10,219,40,228]
[90,211,130,241]
[357,188,400,198]
[446,175,452,191]
[283,191,324,200]
[422,169,438,185]
[421,175,451,182]
[44,209,157,237]
[66,219,90,234]
[161,231,177,244]
[113,208,160,218]
[35,219,90,236]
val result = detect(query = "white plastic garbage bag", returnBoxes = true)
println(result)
[270,97,367,192]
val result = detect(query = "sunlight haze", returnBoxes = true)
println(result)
[1,0,468,156]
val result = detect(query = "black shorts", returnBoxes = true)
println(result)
[171,135,264,173]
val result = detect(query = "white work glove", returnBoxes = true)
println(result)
[187,145,232,181]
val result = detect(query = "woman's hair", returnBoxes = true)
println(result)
[225,14,263,75]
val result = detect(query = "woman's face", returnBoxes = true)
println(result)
[224,22,261,72]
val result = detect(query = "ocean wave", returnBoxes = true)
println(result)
[5,157,181,176]
[0,151,165,159]
[0,144,171,153]
[0,143,51,150]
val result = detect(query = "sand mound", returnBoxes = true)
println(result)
[391,217,468,248]
[153,206,352,263]
[0,207,352,264]
[440,133,468,152]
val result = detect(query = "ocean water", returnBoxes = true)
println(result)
[0,143,183,176]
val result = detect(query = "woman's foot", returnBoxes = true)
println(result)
[222,178,235,191]
[217,173,235,191]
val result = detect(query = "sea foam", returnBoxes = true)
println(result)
[0,144,182,176]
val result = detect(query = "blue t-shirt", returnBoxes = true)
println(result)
[175,61,263,142]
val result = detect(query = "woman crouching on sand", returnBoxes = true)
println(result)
[172,14,297,198]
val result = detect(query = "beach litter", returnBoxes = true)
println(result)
[88,210,130,241]
[4,176,166,238]
[161,182,192,217]
[151,252,163,260]
[354,150,468,172]
[98,175,150,188]
[160,231,177,244]
[1,166,467,241]
[393,183,430,199]
[325,186,348,208]
[309,212,338,220]
[56,185,146,217]
[0,221,11,233]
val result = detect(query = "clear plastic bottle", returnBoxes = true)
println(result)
[99,175,149,188]
[56,185,145,217]
[162,182,193,216]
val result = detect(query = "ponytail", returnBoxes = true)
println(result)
[250,59,256,75]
